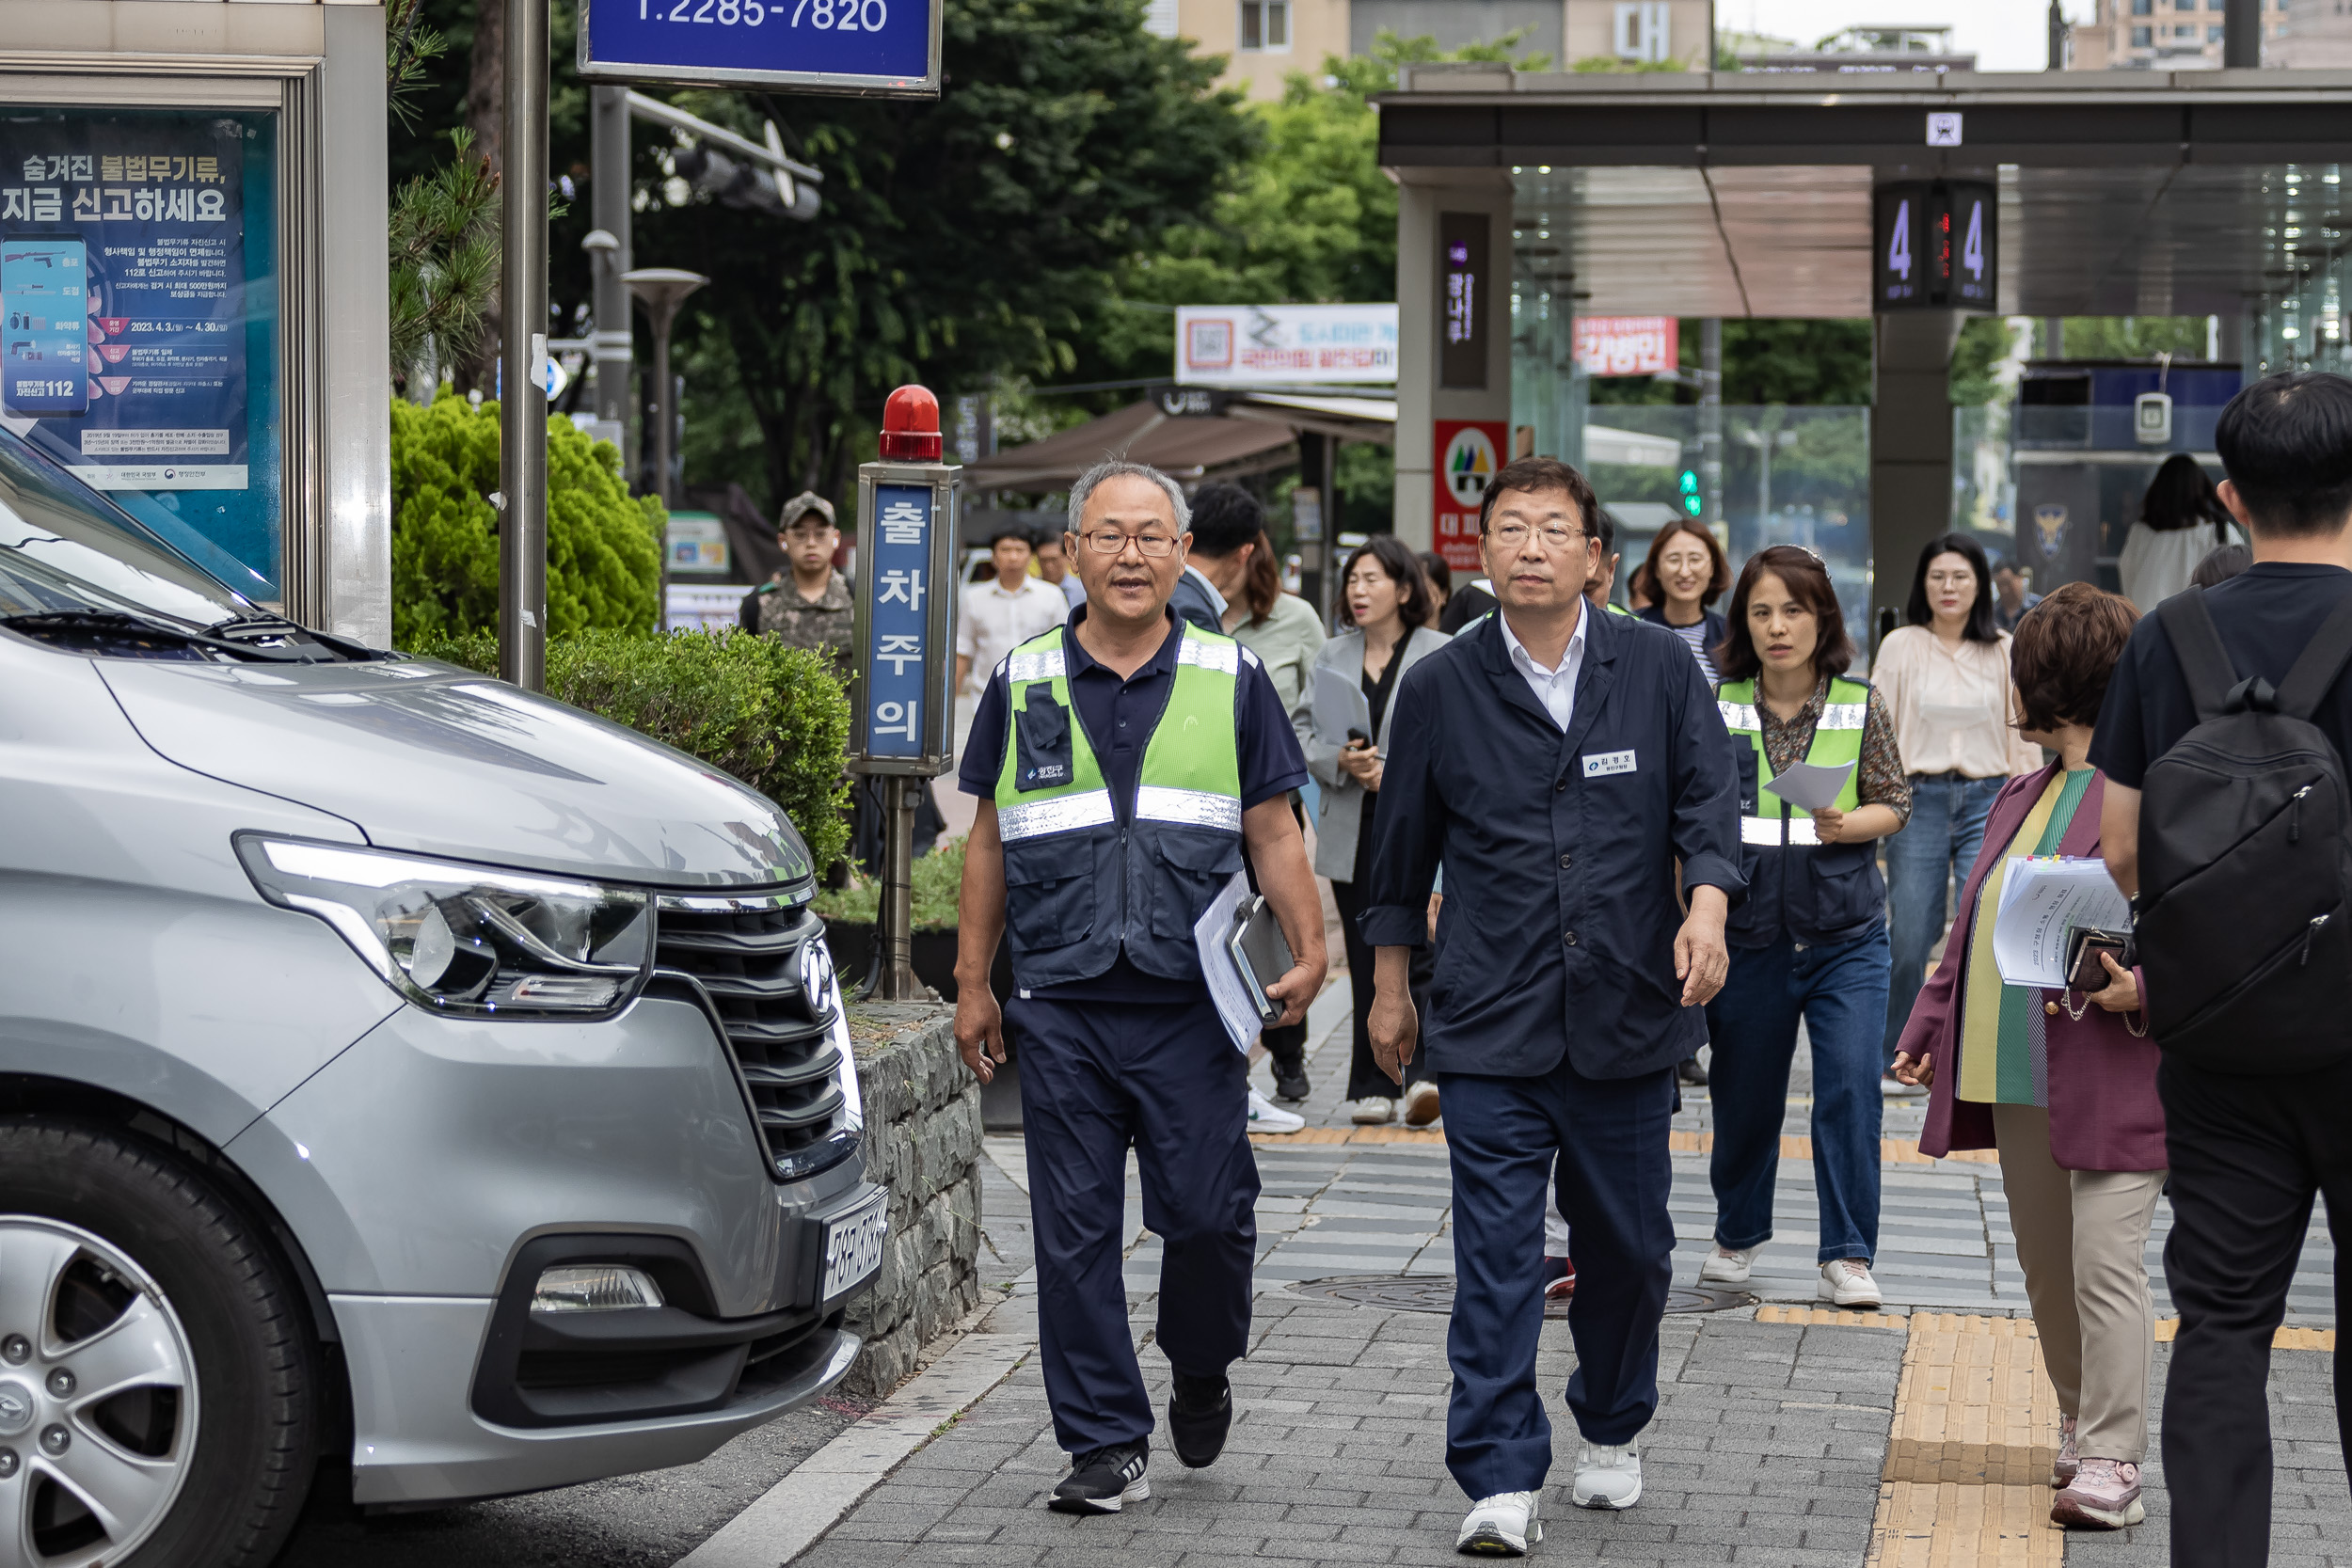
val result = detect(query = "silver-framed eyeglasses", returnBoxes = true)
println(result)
[1079,528,1180,558]
[1486,522,1586,551]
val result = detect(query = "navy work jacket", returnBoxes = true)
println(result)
[1361,604,1744,1081]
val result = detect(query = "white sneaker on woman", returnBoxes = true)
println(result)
[1247,1089,1304,1134]
[1350,1096,1395,1125]
[1820,1258,1883,1308]
[1571,1441,1643,1509]
[1699,1244,1761,1287]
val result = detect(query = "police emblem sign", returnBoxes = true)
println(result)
[850,387,958,774]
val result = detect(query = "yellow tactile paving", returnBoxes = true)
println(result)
[1252,1125,2001,1166]
[1247,1125,1445,1145]
[2150,1319,2335,1351]
[1866,1314,2065,1568]
[1756,1304,1911,1329]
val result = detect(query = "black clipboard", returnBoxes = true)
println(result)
[1227,895,1295,1023]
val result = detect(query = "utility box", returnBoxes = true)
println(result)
[0,1,392,642]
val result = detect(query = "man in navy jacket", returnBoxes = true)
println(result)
[1363,456,1742,1555]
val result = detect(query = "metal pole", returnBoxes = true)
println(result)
[498,0,548,691]
[878,776,919,999]
[2047,0,2066,69]
[2225,0,2261,66]
[1699,319,1724,526]
[591,86,633,436]
[649,317,674,507]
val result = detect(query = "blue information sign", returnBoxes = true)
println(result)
[857,480,948,765]
[579,0,940,96]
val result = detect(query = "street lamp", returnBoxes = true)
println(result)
[623,267,707,509]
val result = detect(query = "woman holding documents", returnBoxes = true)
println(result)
[1306,537,1450,1126]
[1892,582,2160,1532]
[1699,546,1909,1310]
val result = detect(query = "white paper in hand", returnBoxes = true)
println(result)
[1311,664,1374,750]
[1761,760,1856,814]
[1194,870,1262,1051]
[1991,857,2129,988]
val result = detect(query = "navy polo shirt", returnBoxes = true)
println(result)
[961,605,1309,1001]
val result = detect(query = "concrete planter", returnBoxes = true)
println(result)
[841,1001,984,1398]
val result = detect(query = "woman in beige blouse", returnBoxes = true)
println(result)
[1873,532,2041,1090]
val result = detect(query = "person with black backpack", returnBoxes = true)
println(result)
[2090,370,2352,1567]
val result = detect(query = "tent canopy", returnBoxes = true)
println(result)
[959,391,1396,493]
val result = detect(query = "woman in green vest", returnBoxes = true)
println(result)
[1697,546,1912,1309]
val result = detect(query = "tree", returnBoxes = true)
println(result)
[626,0,1255,512]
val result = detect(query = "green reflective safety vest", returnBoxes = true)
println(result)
[992,622,1248,990]
[1716,676,1885,947]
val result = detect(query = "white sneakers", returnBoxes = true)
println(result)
[1820,1258,1883,1307]
[1350,1096,1395,1125]
[1455,1491,1540,1555]
[1571,1440,1643,1509]
[1247,1088,1305,1134]
[1698,1244,1761,1287]
[1402,1080,1442,1127]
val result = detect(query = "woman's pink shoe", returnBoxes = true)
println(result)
[2052,1458,2144,1528]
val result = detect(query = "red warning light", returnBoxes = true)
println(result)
[880,384,943,461]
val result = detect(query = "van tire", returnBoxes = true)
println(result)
[0,1117,319,1567]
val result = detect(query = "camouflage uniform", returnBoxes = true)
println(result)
[740,571,854,670]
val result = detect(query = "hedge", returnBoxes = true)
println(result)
[813,836,966,931]
[390,391,664,648]
[406,627,853,878]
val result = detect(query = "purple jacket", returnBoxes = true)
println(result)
[1901,762,2167,1171]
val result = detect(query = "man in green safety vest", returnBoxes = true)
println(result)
[952,458,1328,1516]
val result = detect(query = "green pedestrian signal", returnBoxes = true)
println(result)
[1677,468,1702,517]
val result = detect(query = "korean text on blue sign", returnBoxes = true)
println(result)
[863,483,932,760]
[580,0,934,90]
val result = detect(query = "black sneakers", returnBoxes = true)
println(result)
[1049,1440,1150,1514]
[1167,1370,1232,1468]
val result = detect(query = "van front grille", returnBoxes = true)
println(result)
[652,890,857,1181]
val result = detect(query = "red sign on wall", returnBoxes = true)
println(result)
[1572,315,1678,377]
[1433,420,1505,573]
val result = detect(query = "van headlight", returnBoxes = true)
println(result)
[237,835,650,1017]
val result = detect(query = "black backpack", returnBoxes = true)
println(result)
[2137,591,2352,1072]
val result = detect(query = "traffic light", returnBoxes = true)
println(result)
[669,142,822,222]
[1677,468,1702,518]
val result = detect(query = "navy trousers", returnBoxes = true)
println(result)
[1008,992,1260,1454]
[1438,1055,1677,1498]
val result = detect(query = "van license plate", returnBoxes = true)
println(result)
[821,1194,889,1301]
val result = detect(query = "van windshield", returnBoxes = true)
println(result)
[0,425,256,626]
[0,427,373,661]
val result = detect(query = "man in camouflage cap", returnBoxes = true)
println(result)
[739,491,854,668]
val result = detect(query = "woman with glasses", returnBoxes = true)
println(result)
[1306,535,1450,1126]
[1635,518,1732,687]
[1698,546,1909,1309]
[1872,532,2041,1094]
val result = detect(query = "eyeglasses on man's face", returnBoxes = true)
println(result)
[1486,522,1587,552]
[1078,528,1181,558]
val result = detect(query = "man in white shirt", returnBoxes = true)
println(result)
[956,529,1070,761]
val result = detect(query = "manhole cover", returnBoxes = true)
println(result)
[1288,1275,1754,1317]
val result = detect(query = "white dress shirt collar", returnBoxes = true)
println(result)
[1497,604,1587,732]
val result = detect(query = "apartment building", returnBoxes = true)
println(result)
[2067,0,2294,68]
[1153,0,1709,100]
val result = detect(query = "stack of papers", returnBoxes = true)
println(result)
[1761,760,1855,814]
[1990,856,2128,988]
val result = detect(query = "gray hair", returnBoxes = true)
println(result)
[1067,460,1190,536]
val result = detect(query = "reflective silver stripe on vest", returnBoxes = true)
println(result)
[998,790,1115,841]
[1819,703,1866,730]
[1719,700,1759,732]
[1741,815,1820,847]
[1135,785,1243,832]
[1176,638,1240,674]
[1006,646,1067,684]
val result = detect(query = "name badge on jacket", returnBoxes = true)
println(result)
[1581,749,1637,779]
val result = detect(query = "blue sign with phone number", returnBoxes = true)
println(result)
[580,0,934,91]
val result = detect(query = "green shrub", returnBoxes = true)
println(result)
[813,836,966,931]
[390,391,663,647]
[405,626,852,877]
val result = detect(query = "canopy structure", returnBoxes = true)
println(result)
[959,390,1397,494]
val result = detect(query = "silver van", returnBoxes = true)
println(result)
[0,428,882,1567]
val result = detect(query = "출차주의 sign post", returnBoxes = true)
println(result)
[578,0,941,96]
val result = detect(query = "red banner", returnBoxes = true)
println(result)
[1572,315,1678,377]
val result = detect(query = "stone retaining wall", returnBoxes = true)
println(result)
[842,1001,983,1398]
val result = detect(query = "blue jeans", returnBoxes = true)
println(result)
[1883,771,2005,1064]
[1705,927,1891,1263]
